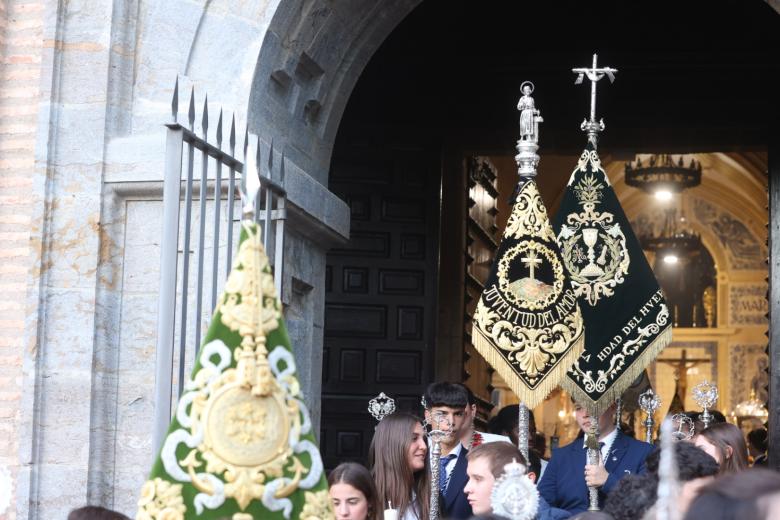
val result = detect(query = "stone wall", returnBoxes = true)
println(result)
[2,0,360,517]
[0,1,45,519]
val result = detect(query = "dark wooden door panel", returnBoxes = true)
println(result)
[322,144,440,469]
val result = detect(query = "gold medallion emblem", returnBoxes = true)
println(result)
[202,383,291,468]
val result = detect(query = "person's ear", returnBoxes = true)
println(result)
[527,471,537,484]
[726,445,733,460]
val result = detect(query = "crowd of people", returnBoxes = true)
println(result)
[64,381,776,519]
[325,382,779,520]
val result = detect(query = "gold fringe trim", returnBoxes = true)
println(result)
[561,324,673,415]
[472,326,585,410]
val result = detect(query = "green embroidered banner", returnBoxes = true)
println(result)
[137,222,333,520]
[552,145,672,414]
[473,177,585,409]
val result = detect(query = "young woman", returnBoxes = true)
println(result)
[694,422,749,474]
[368,413,431,520]
[328,462,380,520]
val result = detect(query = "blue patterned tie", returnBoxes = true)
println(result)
[439,454,456,493]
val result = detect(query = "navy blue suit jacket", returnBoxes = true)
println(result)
[442,446,473,520]
[537,430,654,515]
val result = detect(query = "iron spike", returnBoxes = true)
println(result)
[172,75,179,123]
[243,125,249,160]
[229,114,236,155]
[216,109,223,148]
[279,150,286,184]
[268,137,274,175]
[256,136,262,178]
[188,87,196,129]
[201,94,209,138]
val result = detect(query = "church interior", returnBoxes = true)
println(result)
[319,0,777,466]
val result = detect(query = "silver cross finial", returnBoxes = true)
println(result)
[572,54,617,148]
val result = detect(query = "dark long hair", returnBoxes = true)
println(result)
[67,507,130,520]
[368,413,431,520]
[328,462,380,520]
[698,422,749,474]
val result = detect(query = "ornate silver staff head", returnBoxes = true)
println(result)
[639,389,662,443]
[368,392,396,422]
[692,380,718,429]
[491,459,539,520]
[425,410,454,442]
[639,389,662,415]
[670,413,695,442]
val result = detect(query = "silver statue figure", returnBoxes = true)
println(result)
[518,81,542,144]
[515,80,543,178]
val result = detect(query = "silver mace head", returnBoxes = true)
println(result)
[638,389,662,415]
[368,392,396,422]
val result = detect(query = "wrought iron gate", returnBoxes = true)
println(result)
[152,78,287,451]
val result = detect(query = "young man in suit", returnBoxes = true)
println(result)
[424,383,511,519]
[464,441,570,520]
[423,382,474,520]
[537,401,654,516]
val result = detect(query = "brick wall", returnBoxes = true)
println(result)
[0,1,44,518]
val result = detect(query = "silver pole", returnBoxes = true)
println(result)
[429,438,441,520]
[152,126,184,454]
[518,402,530,462]
[589,54,598,123]
[587,419,601,511]
[645,413,655,444]
[615,398,622,432]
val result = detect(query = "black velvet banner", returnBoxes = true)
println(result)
[552,145,671,414]
[473,177,584,409]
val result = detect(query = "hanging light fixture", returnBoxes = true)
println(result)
[625,154,702,195]
[639,208,702,265]
[734,389,769,423]
[625,154,703,263]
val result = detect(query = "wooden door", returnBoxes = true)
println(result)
[321,143,440,469]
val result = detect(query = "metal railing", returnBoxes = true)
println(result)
[152,77,287,452]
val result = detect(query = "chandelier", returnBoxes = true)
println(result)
[641,212,702,265]
[734,389,769,422]
[625,154,702,200]
[626,154,703,263]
